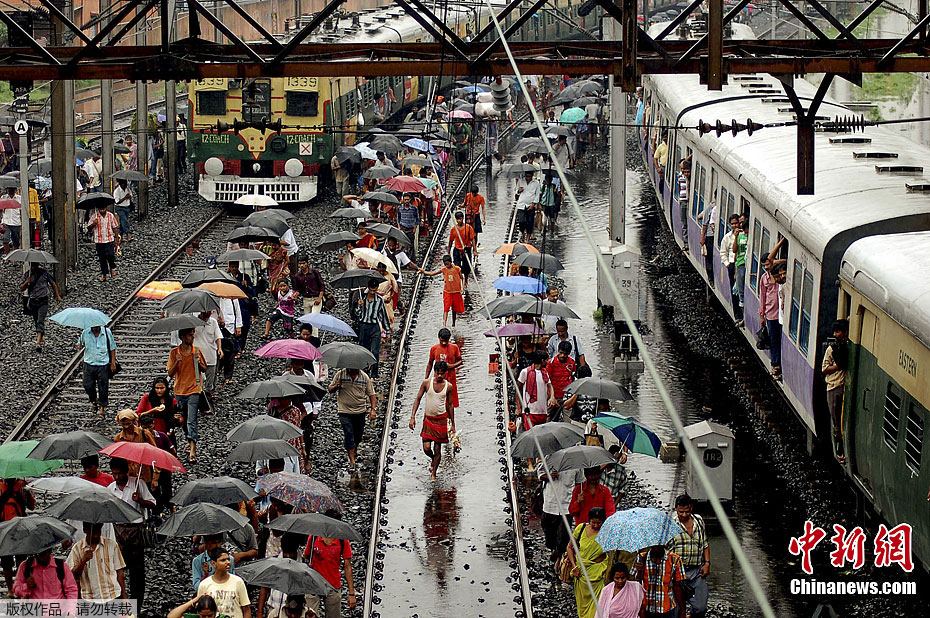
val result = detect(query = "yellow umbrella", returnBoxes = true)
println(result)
[494,242,540,256]
[350,247,398,274]
[197,281,248,299]
[136,280,182,300]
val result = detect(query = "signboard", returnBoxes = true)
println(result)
[193,78,228,91]
[13,120,28,135]
[298,142,313,156]
[703,448,724,469]
[284,77,319,92]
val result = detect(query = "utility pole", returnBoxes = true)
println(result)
[12,93,30,254]
[164,0,179,206]
[50,2,75,291]
[135,4,149,219]
[100,0,114,193]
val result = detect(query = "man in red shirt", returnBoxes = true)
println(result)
[79,454,115,487]
[546,340,576,420]
[461,185,486,240]
[422,255,464,327]
[425,328,463,409]
[0,478,35,591]
[447,211,476,280]
[304,509,356,613]
[569,467,617,524]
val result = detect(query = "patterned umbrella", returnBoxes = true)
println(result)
[402,138,435,154]
[595,412,662,457]
[255,472,342,514]
[596,507,683,552]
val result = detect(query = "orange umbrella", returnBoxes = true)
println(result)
[198,282,247,299]
[494,242,540,256]
[136,280,182,300]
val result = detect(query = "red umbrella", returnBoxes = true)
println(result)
[383,175,426,193]
[99,442,186,473]
[254,339,322,361]
[0,198,21,210]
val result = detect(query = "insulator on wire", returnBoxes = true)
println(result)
[491,78,512,113]
[820,114,869,133]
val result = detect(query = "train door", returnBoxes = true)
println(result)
[851,304,880,495]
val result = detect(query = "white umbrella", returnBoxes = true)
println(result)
[234,194,278,208]
[27,477,106,495]
[353,141,379,160]
[350,247,398,274]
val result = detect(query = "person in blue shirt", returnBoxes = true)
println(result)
[80,325,117,418]
[191,534,236,593]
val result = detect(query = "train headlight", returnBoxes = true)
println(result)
[252,162,262,174]
[284,158,303,178]
[204,157,224,177]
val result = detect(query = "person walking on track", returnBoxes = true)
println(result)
[421,255,465,327]
[425,328,462,410]
[447,211,477,281]
[409,361,455,480]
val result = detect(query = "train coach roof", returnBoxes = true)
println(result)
[651,73,930,259]
[841,232,930,348]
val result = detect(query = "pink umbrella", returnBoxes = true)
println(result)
[254,339,322,361]
[384,175,426,193]
[0,198,21,210]
[99,442,186,473]
[483,323,551,338]
[447,109,474,119]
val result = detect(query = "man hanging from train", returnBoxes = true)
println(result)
[822,320,849,464]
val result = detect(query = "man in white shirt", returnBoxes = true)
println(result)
[280,227,300,275]
[698,192,718,286]
[107,457,154,606]
[83,155,102,192]
[194,311,224,397]
[719,213,739,304]
[1,188,22,250]
[516,171,541,242]
[112,179,133,241]
[538,467,583,563]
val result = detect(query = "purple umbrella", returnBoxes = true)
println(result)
[483,323,551,338]
[254,339,322,361]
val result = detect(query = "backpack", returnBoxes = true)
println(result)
[24,556,67,596]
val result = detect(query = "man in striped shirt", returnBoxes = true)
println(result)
[355,278,391,379]
[87,203,120,281]
[67,522,126,600]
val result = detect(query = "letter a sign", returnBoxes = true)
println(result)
[13,120,28,136]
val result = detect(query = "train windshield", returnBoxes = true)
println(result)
[243,80,272,123]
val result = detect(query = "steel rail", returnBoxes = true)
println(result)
[4,208,226,443]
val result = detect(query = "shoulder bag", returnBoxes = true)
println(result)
[573,336,592,379]
[106,329,123,377]
[555,524,586,583]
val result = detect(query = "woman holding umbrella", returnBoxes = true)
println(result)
[112,409,159,489]
[267,398,308,474]
[564,506,610,618]
[20,263,61,352]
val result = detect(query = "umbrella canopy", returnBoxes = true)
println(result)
[544,445,615,472]
[110,169,148,182]
[27,476,103,495]
[523,125,573,138]
[560,107,588,124]
[171,476,258,507]
[0,441,63,477]
[573,96,599,107]
[238,379,306,400]
[76,193,115,210]
[483,323,550,338]
[217,248,270,262]
[75,147,97,160]
[429,139,453,149]
[237,557,334,595]
[363,166,399,180]
[0,516,75,556]
[99,441,186,473]
[0,197,20,210]
[331,207,371,220]
[384,175,426,193]
[297,313,356,337]
[595,413,662,457]
[402,137,434,153]
[30,159,53,175]
[198,281,248,299]
[46,489,143,524]
[136,280,182,300]
[514,138,548,155]
[494,242,539,256]
[227,415,302,442]
[511,422,585,458]
[258,208,296,220]
[318,342,376,369]
[254,339,321,361]
[486,295,580,319]
[5,249,58,264]
[503,162,539,176]
[514,251,565,273]
[447,109,473,119]
[50,307,110,329]
[28,430,113,461]
[161,289,221,315]
[158,503,249,537]
[266,513,362,542]
[317,231,360,252]
[351,248,397,273]
[181,268,236,288]
[596,508,683,553]
[234,194,278,208]
[368,134,405,153]
[272,375,326,401]
[228,438,301,463]
[354,142,378,160]
[365,222,411,246]
[566,378,633,402]
[402,156,431,169]
[227,226,279,243]
[493,275,546,295]
[255,472,342,514]
[145,314,202,335]
[360,191,400,205]
[329,268,385,290]
[244,211,290,236]
[333,146,362,165]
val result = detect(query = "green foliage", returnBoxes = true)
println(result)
[860,72,919,104]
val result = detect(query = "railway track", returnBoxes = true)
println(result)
[4,207,236,443]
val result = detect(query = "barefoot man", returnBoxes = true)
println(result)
[409,361,455,480]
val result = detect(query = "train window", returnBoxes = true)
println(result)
[749,219,763,292]
[285,92,319,117]
[242,80,272,123]
[799,269,815,354]
[841,290,852,319]
[883,384,901,451]
[788,260,803,341]
[691,163,705,219]
[716,188,729,244]
[197,91,226,116]
[905,402,924,474]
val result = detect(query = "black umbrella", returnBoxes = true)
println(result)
[317,231,360,252]
[566,377,633,401]
[402,156,431,169]
[228,438,300,463]
[161,289,222,315]
[146,314,203,335]
[258,208,296,220]
[181,268,236,288]
[368,135,404,155]
[0,516,75,556]
[75,148,97,160]
[503,163,540,176]
[329,268,385,290]
[334,146,362,166]
[30,160,52,176]
[511,422,585,458]
[76,193,116,210]
[573,96,599,107]
[545,445,615,472]
[487,296,581,319]
[514,251,565,273]
[272,374,326,400]
[515,138,548,155]
[217,248,268,262]
[361,192,400,205]
[244,211,290,236]
[486,294,539,316]
[171,477,258,507]
[158,503,250,537]
[238,379,306,400]
[28,430,113,461]
[237,557,334,595]
[331,207,370,220]
[318,342,376,369]
[227,415,302,442]
[113,143,131,154]
[267,513,362,542]
[227,226,279,243]
[110,169,148,182]
[365,223,411,246]
[45,489,143,524]
[362,166,399,180]
[5,249,58,265]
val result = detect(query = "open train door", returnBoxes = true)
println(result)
[850,304,880,497]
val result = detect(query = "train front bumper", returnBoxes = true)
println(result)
[198,175,318,204]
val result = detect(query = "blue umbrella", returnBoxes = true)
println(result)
[460,85,490,93]
[560,107,587,124]
[596,412,662,457]
[50,307,110,329]
[596,507,683,552]
[493,275,547,295]
[297,313,357,337]
[402,138,436,154]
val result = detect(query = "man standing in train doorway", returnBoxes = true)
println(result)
[822,320,849,464]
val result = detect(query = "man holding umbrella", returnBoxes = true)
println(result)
[86,202,120,282]
[167,327,208,463]
[20,263,61,352]
[665,494,710,618]
[328,365,377,472]
[108,457,154,606]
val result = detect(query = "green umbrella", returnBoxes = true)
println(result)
[559,107,587,124]
[594,412,662,457]
[0,441,64,478]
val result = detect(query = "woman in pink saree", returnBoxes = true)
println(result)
[596,562,645,618]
